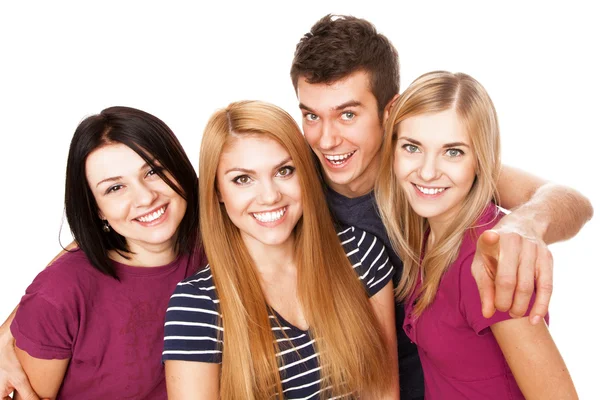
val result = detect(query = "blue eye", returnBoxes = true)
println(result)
[276,166,295,177]
[445,148,464,157]
[304,113,319,122]
[341,111,355,121]
[403,144,420,153]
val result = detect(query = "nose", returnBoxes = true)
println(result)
[418,153,439,182]
[134,182,158,207]
[318,121,343,150]
[257,179,282,205]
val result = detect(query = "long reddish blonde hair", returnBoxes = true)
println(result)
[199,100,392,399]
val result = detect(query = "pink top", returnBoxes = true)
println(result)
[11,248,204,399]
[403,203,548,399]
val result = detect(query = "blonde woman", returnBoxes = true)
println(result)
[375,72,577,399]
[162,101,399,399]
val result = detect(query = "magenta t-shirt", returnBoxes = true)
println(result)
[11,247,205,399]
[403,203,548,399]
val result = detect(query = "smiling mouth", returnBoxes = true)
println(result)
[414,184,448,195]
[136,205,167,223]
[252,207,287,223]
[323,151,356,166]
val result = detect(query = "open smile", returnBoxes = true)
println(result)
[134,205,168,225]
[413,184,448,197]
[323,150,356,167]
[251,206,287,225]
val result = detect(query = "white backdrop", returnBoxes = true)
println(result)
[1,1,598,397]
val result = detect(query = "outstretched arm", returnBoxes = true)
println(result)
[472,166,593,323]
[491,317,578,399]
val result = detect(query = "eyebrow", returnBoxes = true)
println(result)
[95,162,153,187]
[399,137,470,148]
[224,156,293,175]
[299,100,364,113]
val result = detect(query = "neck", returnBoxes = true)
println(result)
[110,239,178,267]
[242,234,296,275]
[326,153,380,198]
[426,216,455,249]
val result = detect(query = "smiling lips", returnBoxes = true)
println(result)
[252,206,287,225]
[414,184,448,197]
[323,150,356,167]
[135,205,167,224]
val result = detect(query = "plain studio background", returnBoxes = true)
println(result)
[1,1,598,397]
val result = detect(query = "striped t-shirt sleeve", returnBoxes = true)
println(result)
[339,226,394,297]
[162,266,223,363]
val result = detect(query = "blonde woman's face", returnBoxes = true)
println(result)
[393,109,476,228]
[216,136,303,252]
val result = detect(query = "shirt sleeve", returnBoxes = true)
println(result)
[162,271,223,364]
[459,253,539,335]
[11,289,75,360]
[347,227,395,297]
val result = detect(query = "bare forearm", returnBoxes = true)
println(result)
[497,166,593,244]
[509,182,593,244]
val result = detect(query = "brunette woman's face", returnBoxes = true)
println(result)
[216,136,303,250]
[85,143,187,253]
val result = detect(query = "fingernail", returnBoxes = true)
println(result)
[531,315,541,325]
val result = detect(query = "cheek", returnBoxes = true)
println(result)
[302,123,320,148]
[450,161,477,188]
[96,197,129,221]
[393,152,411,180]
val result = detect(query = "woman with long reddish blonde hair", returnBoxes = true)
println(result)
[163,100,399,399]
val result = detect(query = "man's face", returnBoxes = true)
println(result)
[297,70,385,198]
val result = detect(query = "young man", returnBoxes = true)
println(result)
[290,14,593,399]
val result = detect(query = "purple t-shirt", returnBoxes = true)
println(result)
[11,248,204,399]
[403,203,548,399]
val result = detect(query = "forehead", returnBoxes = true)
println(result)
[296,70,378,113]
[218,136,291,171]
[399,109,470,145]
[85,143,147,182]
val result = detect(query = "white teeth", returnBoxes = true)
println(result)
[253,208,286,223]
[416,185,446,195]
[137,206,166,222]
[324,151,355,164]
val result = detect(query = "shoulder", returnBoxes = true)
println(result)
[163,265,222,363]
[168,265,220,311]
[24,249,97,305]
[338,225,394,297]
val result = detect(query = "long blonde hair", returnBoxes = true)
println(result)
[375,71,501,316]
[200,100,391,399]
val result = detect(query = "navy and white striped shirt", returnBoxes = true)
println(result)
[162,226,393,399]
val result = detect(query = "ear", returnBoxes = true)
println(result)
[383,93,401,124]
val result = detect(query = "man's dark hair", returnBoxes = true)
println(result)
[65,106,199,279]
[291,14,400,119]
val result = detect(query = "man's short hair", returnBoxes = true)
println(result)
[291,14,400,119]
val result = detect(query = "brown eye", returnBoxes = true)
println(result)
[233,175,252,185]
[276,166,295,177]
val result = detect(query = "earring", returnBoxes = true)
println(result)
[102,221,111,233]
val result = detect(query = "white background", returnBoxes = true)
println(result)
[1,1,598,397]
